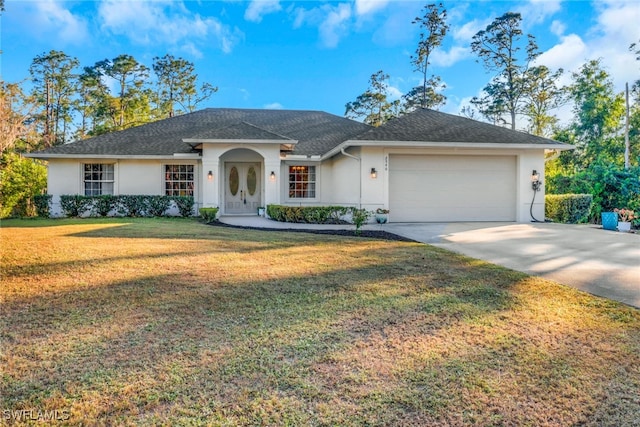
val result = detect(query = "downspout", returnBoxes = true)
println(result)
[341,147,361,208]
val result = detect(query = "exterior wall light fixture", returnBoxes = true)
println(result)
[270,171,276,182]
[370,168,378,179]
[207,171,213,181]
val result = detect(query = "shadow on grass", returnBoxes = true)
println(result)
[3,221,639,425]
[1,245,520,419]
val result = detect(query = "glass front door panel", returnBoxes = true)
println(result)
[225,163,261,214]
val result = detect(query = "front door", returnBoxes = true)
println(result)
[225,162,261,214]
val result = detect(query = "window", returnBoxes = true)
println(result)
[165,165,194,196]
[84,164,114,196]
[289,165,316,198]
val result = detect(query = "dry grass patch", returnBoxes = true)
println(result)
[1,217,639,426]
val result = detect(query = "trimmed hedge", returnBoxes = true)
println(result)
[58,195,194,218]
[266,204,372,234]
[199,207,219,223]
[545,194,593,224]
[60,195,94,217]
[266,205,349,224]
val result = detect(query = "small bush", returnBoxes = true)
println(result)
[93,195,115,217]
[116,195,150,217]
[199,207,219,223]
[545,194,593,223]
[173,196,195,217]
[33,194,52,218]
[60,195,93,217]
[148,196,172,217]
[349,207,372,235]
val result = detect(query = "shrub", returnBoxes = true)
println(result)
[173,196,195,217]
[266,205,372,234]
[33,194,52,218]
[148,195,172,217]
[116,195,150,217]
[266,205,349,224]
[199,207,219,223]
[349,207,372,235]
[0,153,47,218]
[93,195,115,217]
[545,194,593,223]
[60,195,93,217]
[547,162,640,223]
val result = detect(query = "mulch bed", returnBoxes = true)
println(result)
[208,220,417,242]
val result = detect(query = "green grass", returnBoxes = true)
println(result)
[1,217,639,425]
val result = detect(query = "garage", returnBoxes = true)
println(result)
[389,154,517,222]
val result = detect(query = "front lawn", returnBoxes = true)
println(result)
[1,218,639,425]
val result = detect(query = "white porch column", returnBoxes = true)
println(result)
[264,160,281,207]
[201,159,220,208]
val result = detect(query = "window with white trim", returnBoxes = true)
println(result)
[84,164,114,196]
[165,165,194,196]
[288,165,316,198]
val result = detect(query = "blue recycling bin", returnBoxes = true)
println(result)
[601,212,618,231]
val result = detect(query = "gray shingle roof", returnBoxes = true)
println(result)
[352,108,565,146]
[32,108,371,157]
[30,107,567,159]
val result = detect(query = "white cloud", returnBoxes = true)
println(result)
[264,102,284,109]
[98,0,243,54]
[354,0,389,16]
[245,0,282,23]
[319,3,352,48]
[452,19,489,43]
[30,0,89,44]
[537,0,639,93]
[550,20,566,37]
[292,3,353,48]
[387,85,403,101]
[536,33,587,75]
[431,46,471,67]
[516,0,562,28]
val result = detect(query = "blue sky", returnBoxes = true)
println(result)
[1,0,639,127]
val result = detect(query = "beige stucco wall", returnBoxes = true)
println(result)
[44,143,548,222]
[45,158,200,216]
[201,144,281,214]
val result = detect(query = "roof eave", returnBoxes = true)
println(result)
[24,153,202,160]
[321,140,575,160]
[182,138,298,144]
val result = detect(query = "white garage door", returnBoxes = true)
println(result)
[389,155,516,222]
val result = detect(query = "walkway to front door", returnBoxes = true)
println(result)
[225,162,261,214]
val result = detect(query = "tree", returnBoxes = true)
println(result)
[0,81,37,155]
[152,54,218,117]
[0,152,47,218]
[73,67,109,139]
[92,54,150,130]
[568,59,625,166]
[29,50,79,147]
[470,12,539,130]
[402,76,446,111]
[521,65,566,136]
[345,70,401,127]
[406,3,449,110]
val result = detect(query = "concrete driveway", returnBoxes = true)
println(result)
[384,222,640,309]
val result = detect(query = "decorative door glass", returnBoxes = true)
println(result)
[229,166,239,196]
[247,167,257,196]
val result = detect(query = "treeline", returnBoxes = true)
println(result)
[2,52,216,152]
[344,5,640,222]
[1,3,639,221]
